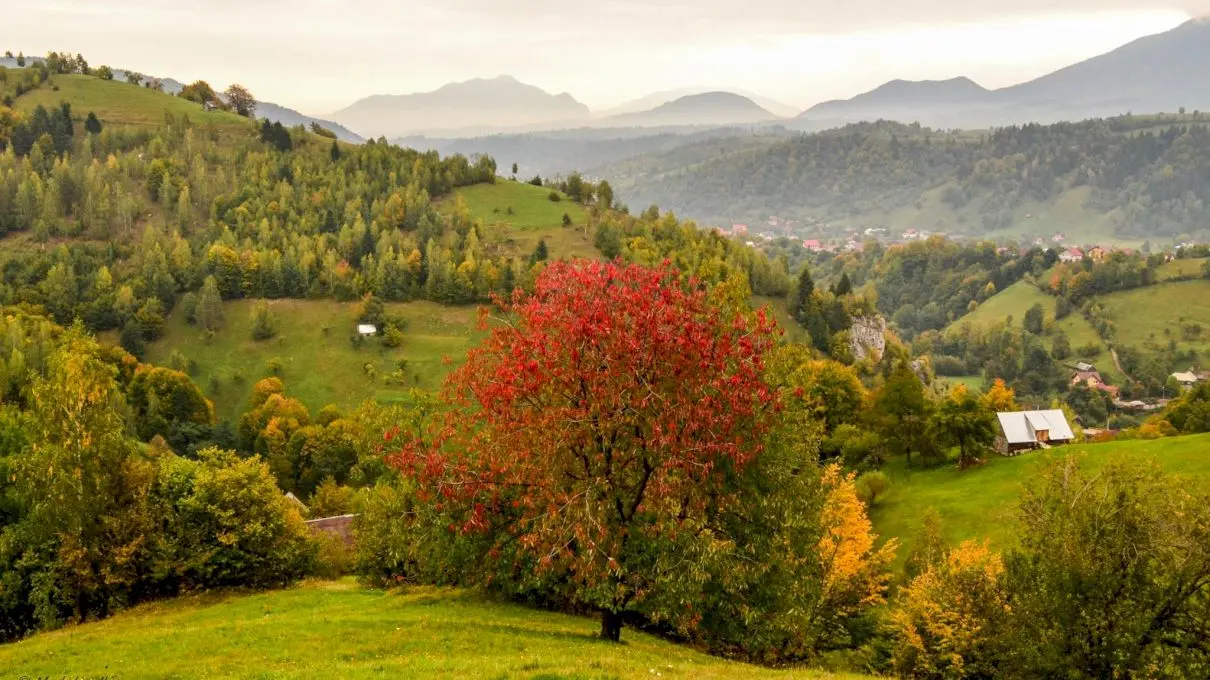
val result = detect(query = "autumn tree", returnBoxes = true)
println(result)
[179,80,218,106]
[930,385,997,469]
[224,84,256,117]
[127,365,215,442]
[389,260,780,642]
[982,378,1019,413]
[890,540,1011,678]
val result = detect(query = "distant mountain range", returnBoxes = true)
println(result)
[796,18,1210,129]
[329,76,592,138]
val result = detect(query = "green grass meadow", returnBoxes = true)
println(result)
[0,580,858,680]
[16,73,252,132]
[450,181,598,261]
[870,433,1210,570]
[1099,279,1210,358]
[143,299,481,422]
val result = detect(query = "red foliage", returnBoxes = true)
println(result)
[388,259,780,590]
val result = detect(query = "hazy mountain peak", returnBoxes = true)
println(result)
[331,75,590,138]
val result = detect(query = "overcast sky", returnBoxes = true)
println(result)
[10,1,1208,114]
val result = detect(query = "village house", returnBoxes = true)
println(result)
[1088,246,1107,262]
[802,239,823,251]
[1071,370,1119,397]
[1171,370,1203,390]
[1059,247,1084,263]
[996,410,1076,454]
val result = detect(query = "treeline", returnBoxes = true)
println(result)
[0,315,318,642]
[615,117,1210,238]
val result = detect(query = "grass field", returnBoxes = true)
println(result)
[1099,279,1210,359]
[15,73,252,132]
[869,433,1210,570]
[143,299,480,422]
[0,580,858,680]
[948,280,1119,381]
[449,181,598,261]
[1156,257,1208,281]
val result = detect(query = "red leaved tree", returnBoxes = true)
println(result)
[388,260,780,641]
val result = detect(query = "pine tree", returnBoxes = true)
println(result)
[530,239,549,267]
[790,266,815,325]
[329,140,341,162]
[84,112,102,135]
[833,272,852,297]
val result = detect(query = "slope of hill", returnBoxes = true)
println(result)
[0,580,853,679]
[871,433,1210,570]
[12,73,251,131]
[142,300,481,422]
[792,19,1210,129]
[603,92,778,128]
[330,75,591,138]
[602,114,1210,241]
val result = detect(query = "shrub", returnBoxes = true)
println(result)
[155,448,315,589]
[855,471,891,506]
[547,190,561,202]
[312,532,355,579]
[250,302,278,341]
[309,477,355,518]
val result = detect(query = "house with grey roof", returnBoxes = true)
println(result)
[996,410,1076,454]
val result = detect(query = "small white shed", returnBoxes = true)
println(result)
[357,324,377,336]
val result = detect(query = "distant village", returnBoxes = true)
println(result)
[714,215,1205,261]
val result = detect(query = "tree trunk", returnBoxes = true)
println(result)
[600,609,623,642]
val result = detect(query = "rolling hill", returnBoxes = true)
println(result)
[599,114,1210,242]
[601,87,799,118]
[794,19,1210,130]
[0,580,854,679]
[601,92,778,128]
[250,101,364,143]
[330,75,592,139]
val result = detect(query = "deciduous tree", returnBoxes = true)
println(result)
[389,260,780,642]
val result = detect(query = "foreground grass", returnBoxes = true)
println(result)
[871,433,1210,570]
[143,299,480,421]
[0,580,859,679]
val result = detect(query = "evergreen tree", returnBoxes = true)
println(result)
[84,112,102,135]
[329,140,340,162]
[791,266,815,325]
[833,272,853,297]
[530,239,549,267]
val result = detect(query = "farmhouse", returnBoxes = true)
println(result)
[1171,370,1203,390]
[1059,247,1084,263]
[996,410,1076,453]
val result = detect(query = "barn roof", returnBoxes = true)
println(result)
[997,410,1076,445]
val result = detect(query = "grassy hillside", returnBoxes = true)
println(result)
[1100,279,1210,359]
[0,580,857,680]
[870,434,1210,569]
[948,280,1119,380]
[142,300,481,422]
[450,181,597,260]
[15,73,251,131]
[1156,257,1208,281]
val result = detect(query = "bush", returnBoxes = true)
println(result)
[381,324,404,348]
[250,302,278,341]
[855,471,891,506]
[309,477,355,518]
[312,532,355,579]
[155,448,315,589]
[547,190,561,202]
[931,355,968,376]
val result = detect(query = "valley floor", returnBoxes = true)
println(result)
[0,580,860,680]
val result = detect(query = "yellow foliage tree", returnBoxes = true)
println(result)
[818,465,897,619]
[890,540,1010,679]
[981,378,1019,413]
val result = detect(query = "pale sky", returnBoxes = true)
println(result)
[8,1,1207,115]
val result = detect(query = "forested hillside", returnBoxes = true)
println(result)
[605,116,1210,241]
